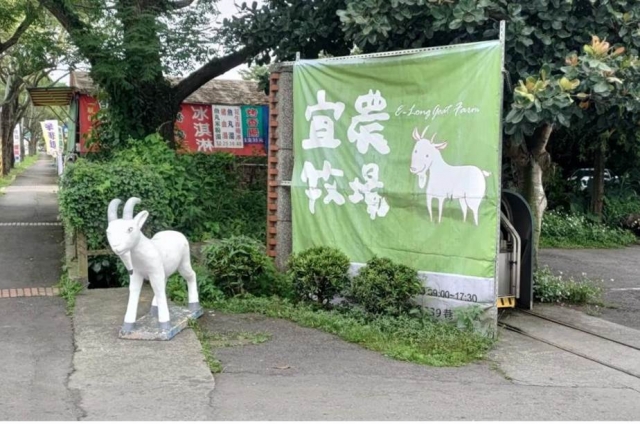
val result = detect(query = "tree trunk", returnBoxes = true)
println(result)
[26,105,40,156]
[1,74,21,175]
[590,139,606,218]
[84,1,182,147]
[0,102,18,175]
[19,119,25,160]
[521,124,554,268]
[104,80,180,145]
[29,135,38,156]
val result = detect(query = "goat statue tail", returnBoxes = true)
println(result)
[482,170,491,177]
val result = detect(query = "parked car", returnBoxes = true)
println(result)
[568,168,619,191]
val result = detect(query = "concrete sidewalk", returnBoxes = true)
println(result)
[0,157,216,420]
[203,310,640,420]
[0,156,77,420]
[70,287,216,420]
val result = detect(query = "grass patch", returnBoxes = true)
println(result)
[206,296,493,367]
[0,155,39,191]
[56,273,83,315]
[208,331,271,348]
[189,319,271,374]
[534,266,604,306]
[541,210,636,249]
[189,318,223,373]
[188,318,271,374]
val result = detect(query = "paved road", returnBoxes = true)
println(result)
[204,312,640,420]
[0,156,78,420]
[540,247,640,330]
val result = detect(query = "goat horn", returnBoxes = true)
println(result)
[123,197,141,219]
[108,199,122,222]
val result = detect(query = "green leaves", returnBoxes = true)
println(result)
[593,81,610,94]
[288,246,351,308]
[58,134,267,251]
[559,77,580,91]
[348,256,425,316]
[202,236,285,298]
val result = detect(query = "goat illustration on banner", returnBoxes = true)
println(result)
[410,126,491,226]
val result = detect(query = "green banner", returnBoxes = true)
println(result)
[292,41,504,315]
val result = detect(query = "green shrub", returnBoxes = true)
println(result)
[59,159,173,250]
[534,266,603,305]
[59,134,267,253]
[88,255,130,288]
[202,236,283,297]
[603,194,640,231]
[287,246,351,307]
[348,257,425,316]
[541,210,636,248]
[167,263,225,305]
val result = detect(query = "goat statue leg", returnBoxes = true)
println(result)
[122,272,143,333]
[149,271,171,330]
[179,257,200,313]
[149,295,158,318]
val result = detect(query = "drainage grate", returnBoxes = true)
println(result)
[0,287,60,298]
[0,222,62,227]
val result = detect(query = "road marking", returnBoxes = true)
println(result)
[2,185,58,193]
[0,222,62,226]
[610,287,640,291]
[0,287,60,298]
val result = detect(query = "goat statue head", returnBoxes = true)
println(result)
[106,197,149,260]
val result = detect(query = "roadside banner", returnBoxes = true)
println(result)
[41,120,60,157]
[292,41,504,331]
[13,125,21,163]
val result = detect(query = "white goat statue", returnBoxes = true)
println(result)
[106,197,200,333]
[409,126,491,226]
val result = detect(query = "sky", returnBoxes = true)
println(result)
[49,0,262,85]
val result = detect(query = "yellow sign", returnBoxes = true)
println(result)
[40,120,60,156]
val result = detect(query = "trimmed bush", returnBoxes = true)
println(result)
[202,236,283,297]
[287,246,351,307]
[348,257,425,316]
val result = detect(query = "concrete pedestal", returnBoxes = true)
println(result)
[118,303,203,341]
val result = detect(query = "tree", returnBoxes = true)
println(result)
[224,0,640,260]
[562,38,640,218]
[239,64,269,94]
[0,1,40,55]
[36,0,273,149]
[0,9,70,175]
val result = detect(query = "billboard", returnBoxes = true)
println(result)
[77,96,269,156]
[292,41,504,327]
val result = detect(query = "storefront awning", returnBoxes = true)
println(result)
[27,86,75,107]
